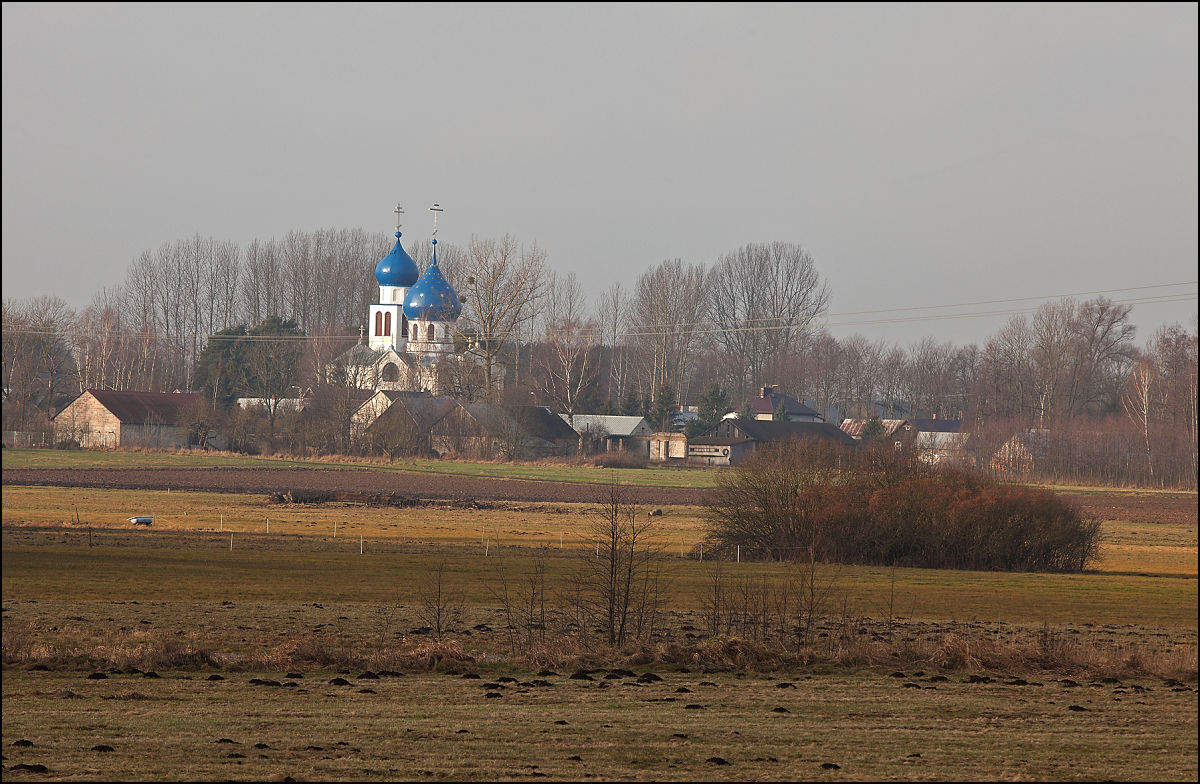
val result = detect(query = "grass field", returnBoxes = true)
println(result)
[3,452,1198,781]
[3,666,1195,782]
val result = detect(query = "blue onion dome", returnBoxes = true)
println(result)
[375,232,419,287]
[403,240,462,321]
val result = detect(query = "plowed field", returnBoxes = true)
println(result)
[1,467,708,506]
[3,467,1195,525]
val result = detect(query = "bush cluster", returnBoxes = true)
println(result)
[705,438,1101,572]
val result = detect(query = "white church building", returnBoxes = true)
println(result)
[329,204,470,393]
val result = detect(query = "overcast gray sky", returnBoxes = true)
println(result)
[3,2,1196,346]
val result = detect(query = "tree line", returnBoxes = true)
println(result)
[2,226,1196,487]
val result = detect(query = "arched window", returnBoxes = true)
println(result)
[401,314,408,337]
[384,312,392,336]
[426,324,435,342]
[374,311,382,336]
[382,363,399,382]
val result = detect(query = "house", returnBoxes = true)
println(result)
[431,402,578,460]
[559,414,653,455]
[912,417,970,466]
[990,429,1051,474]
[839,418,917,453]
[53,389,206,449]
[745,386,824,422]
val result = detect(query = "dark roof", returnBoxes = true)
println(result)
[749,390,821,419]
[507,406,579,442]
[367,394,455,433]
[913,418,962,433]
[72,389,204,425]
[726,418,857,446]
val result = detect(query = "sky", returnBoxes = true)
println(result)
[3,2,1197,347]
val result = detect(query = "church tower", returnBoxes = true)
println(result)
[368,204,420,353]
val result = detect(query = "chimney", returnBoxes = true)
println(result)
[761,386,773,398]
[932,413,937,420]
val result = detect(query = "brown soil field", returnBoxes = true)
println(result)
[1063,491,1198,526]
[1,467,707,506]
[4,467,1197,526]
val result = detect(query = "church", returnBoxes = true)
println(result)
[329,204,471,394]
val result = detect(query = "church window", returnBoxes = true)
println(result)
[401,314,408,337]
[427,324,435,342]
[374,311,382,336]
[382,363,399,382]
[384,312,392,336]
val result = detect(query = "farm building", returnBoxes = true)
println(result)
[351,389,433,445]
[913,418,963,462]
[53,389,206,449]
[649,432,688,462]
[839,418,917,453]
[990,429,1051,474]
[361,393,457,456]
[430,402,578,460]
[686,418,857,465]
[559,414,653,455]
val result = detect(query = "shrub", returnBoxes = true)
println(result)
[705,438,1102,572]
[592,451,648,469]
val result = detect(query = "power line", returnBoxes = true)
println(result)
[5,282,1196,345]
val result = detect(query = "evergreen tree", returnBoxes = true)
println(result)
[650,384,678,431]
[193,324,249,409]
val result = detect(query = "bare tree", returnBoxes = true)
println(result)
[415,561,457,639]
[534,271,600,422]
[630,259,709,404]
[456,235,548,398]
[596,283,632,412]
[577,478,660,646]
[1122,356,1158,481]
[707,242,829,401]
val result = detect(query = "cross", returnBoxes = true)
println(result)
[429,202,443,237]
[358,325,365,343]
[394,203,404,232]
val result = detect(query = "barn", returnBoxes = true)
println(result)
[52,389,205,449]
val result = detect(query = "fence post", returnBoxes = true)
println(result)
[737,545,740,563]
[360,535,363,555]
[230,533,234,551]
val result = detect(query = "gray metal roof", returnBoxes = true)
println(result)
[558,414,650,438]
